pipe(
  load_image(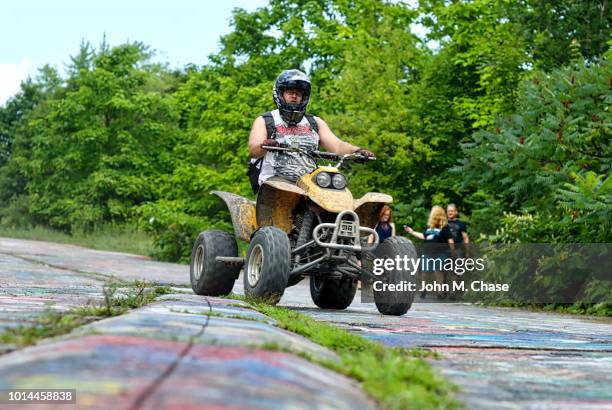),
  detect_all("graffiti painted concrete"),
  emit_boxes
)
[2,237,611,409]
[279,286,612,409]
[0,237,187,285]
[0,251,105,356]
[0,294,369,409]
[68,295,338,363]
[0,237,189,349]
[0,238,374,409]
[0,335,372,410]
